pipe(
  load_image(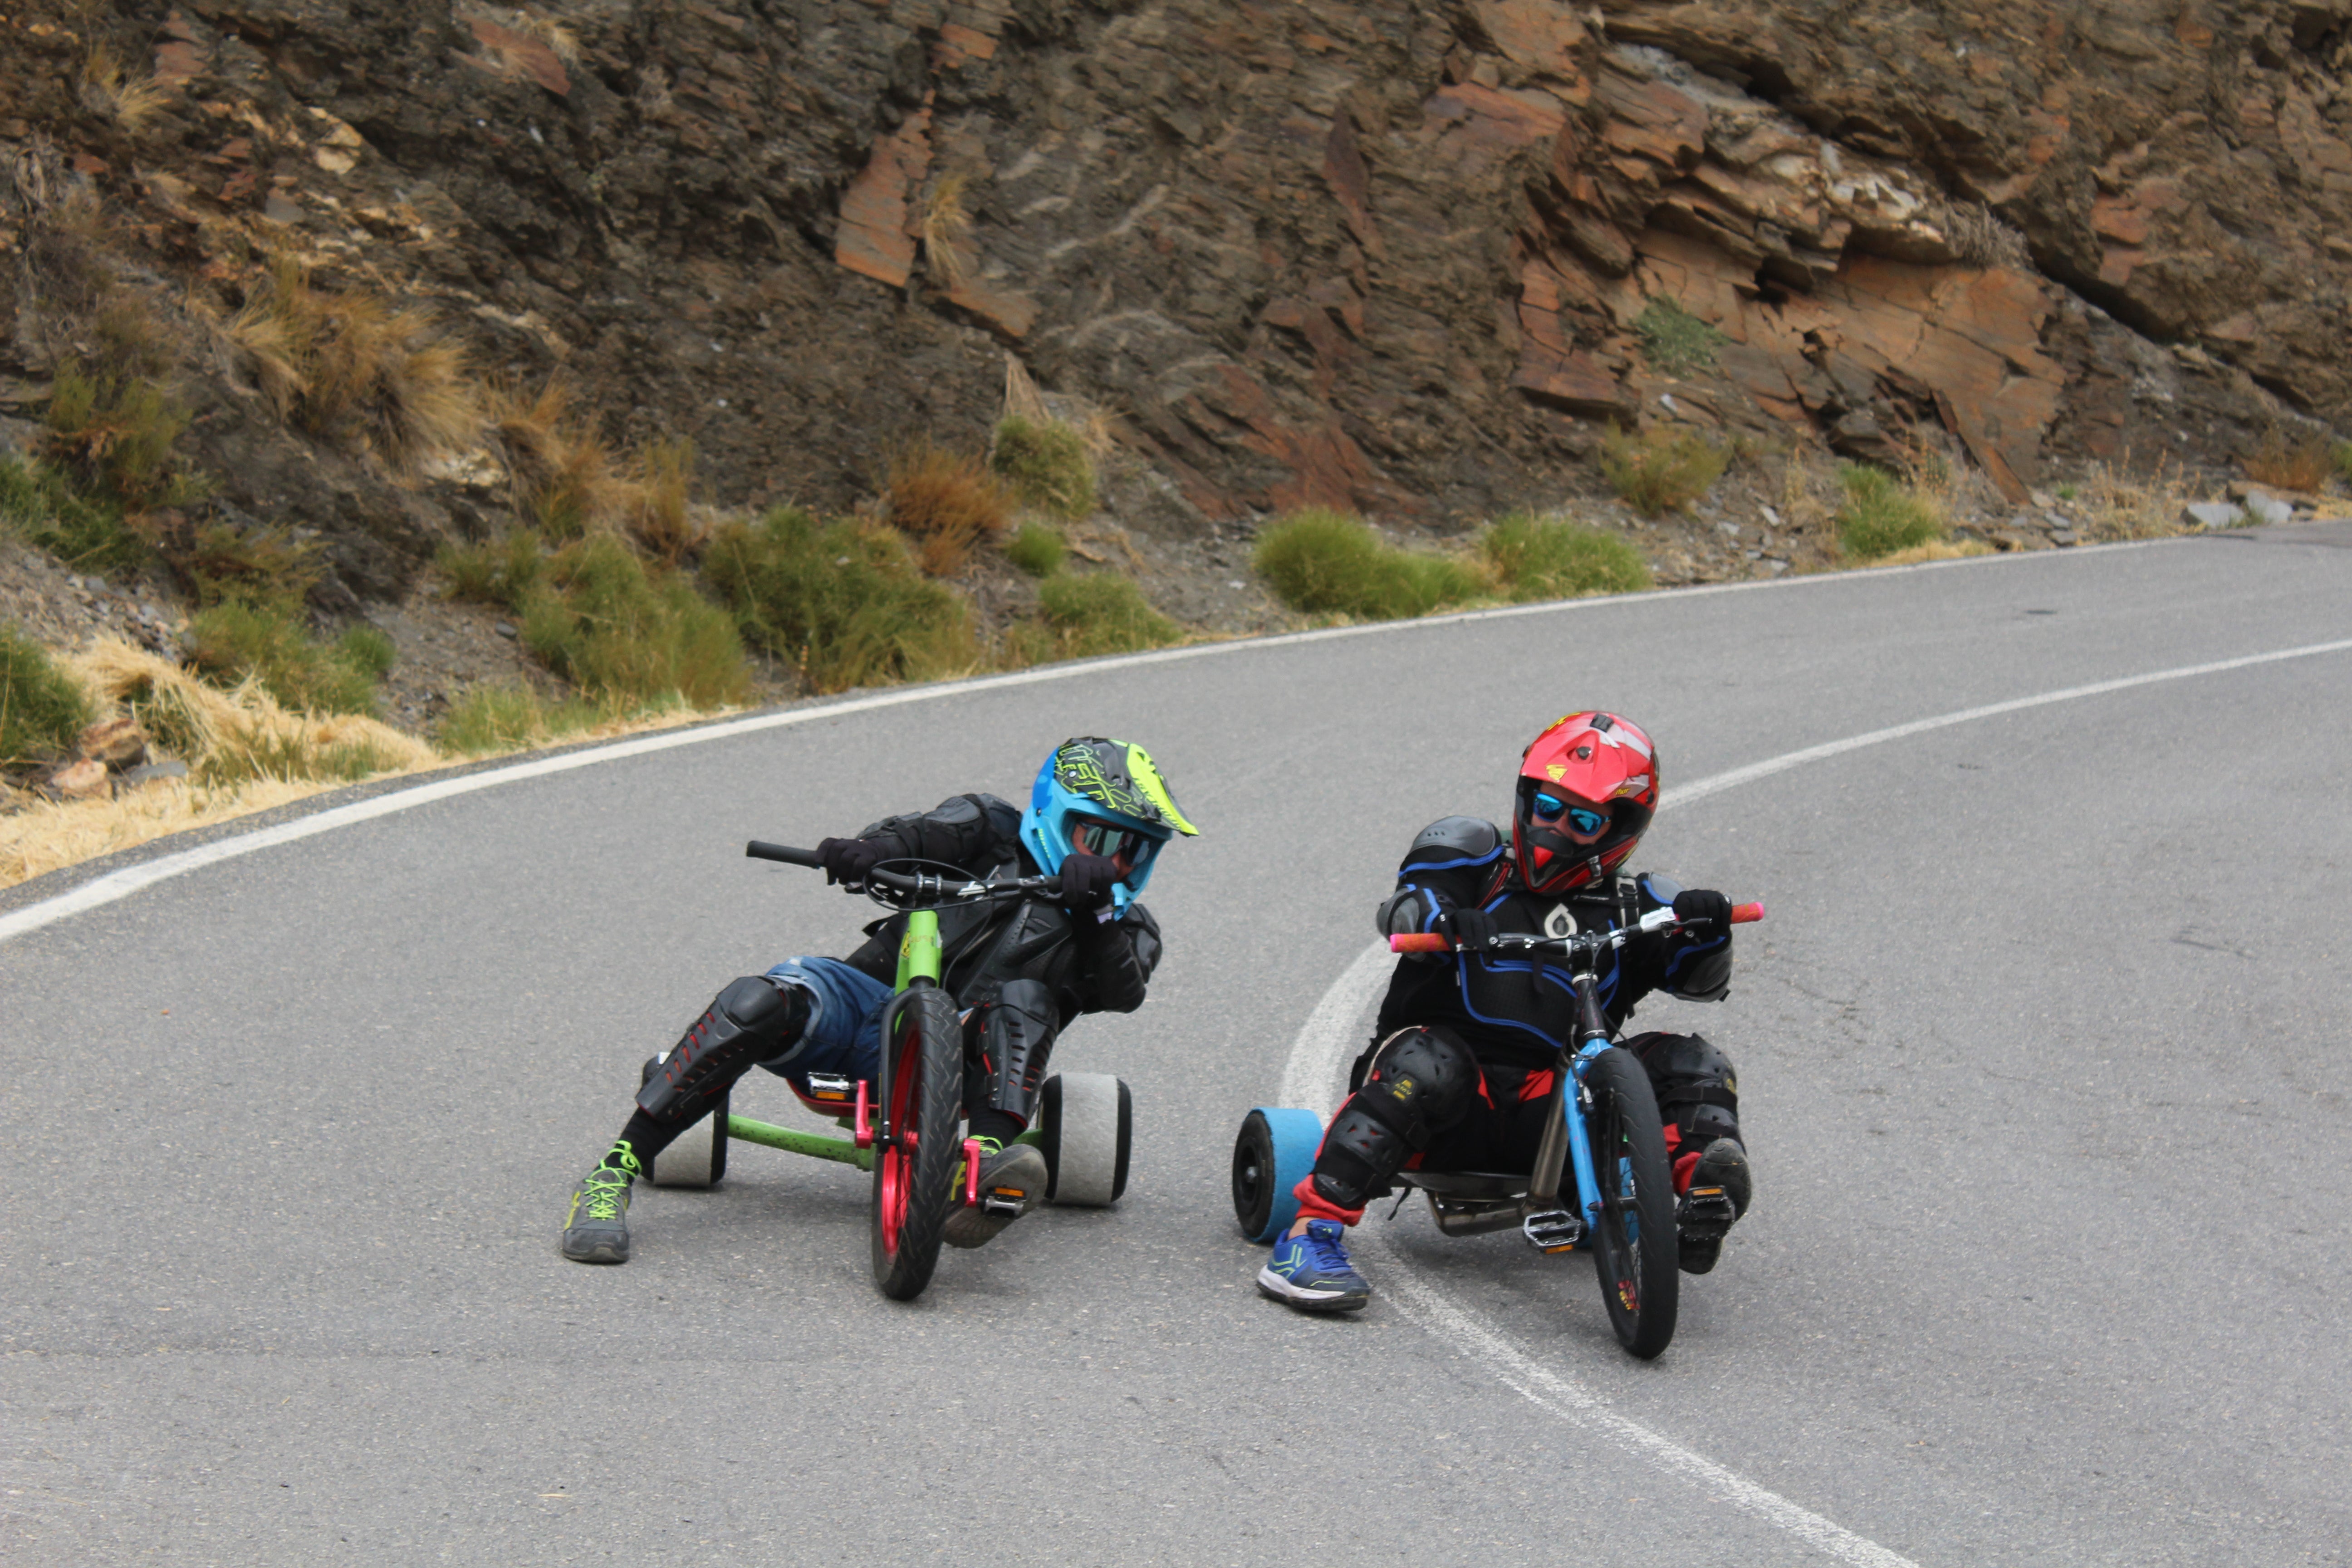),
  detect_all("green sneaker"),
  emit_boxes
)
[943,1139,1048,1250]
[560,1145,643,1264]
